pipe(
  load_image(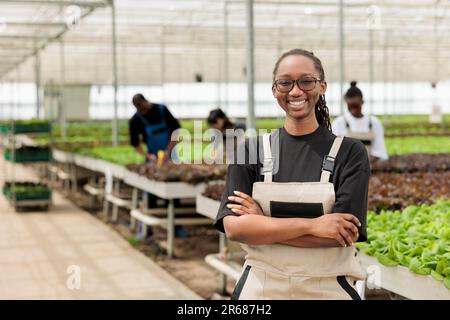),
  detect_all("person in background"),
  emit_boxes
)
[129,93,189,238]
[332,81,388,162]
[129,93,180,163]
[207,108,246,133]
[207,108,246,162]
